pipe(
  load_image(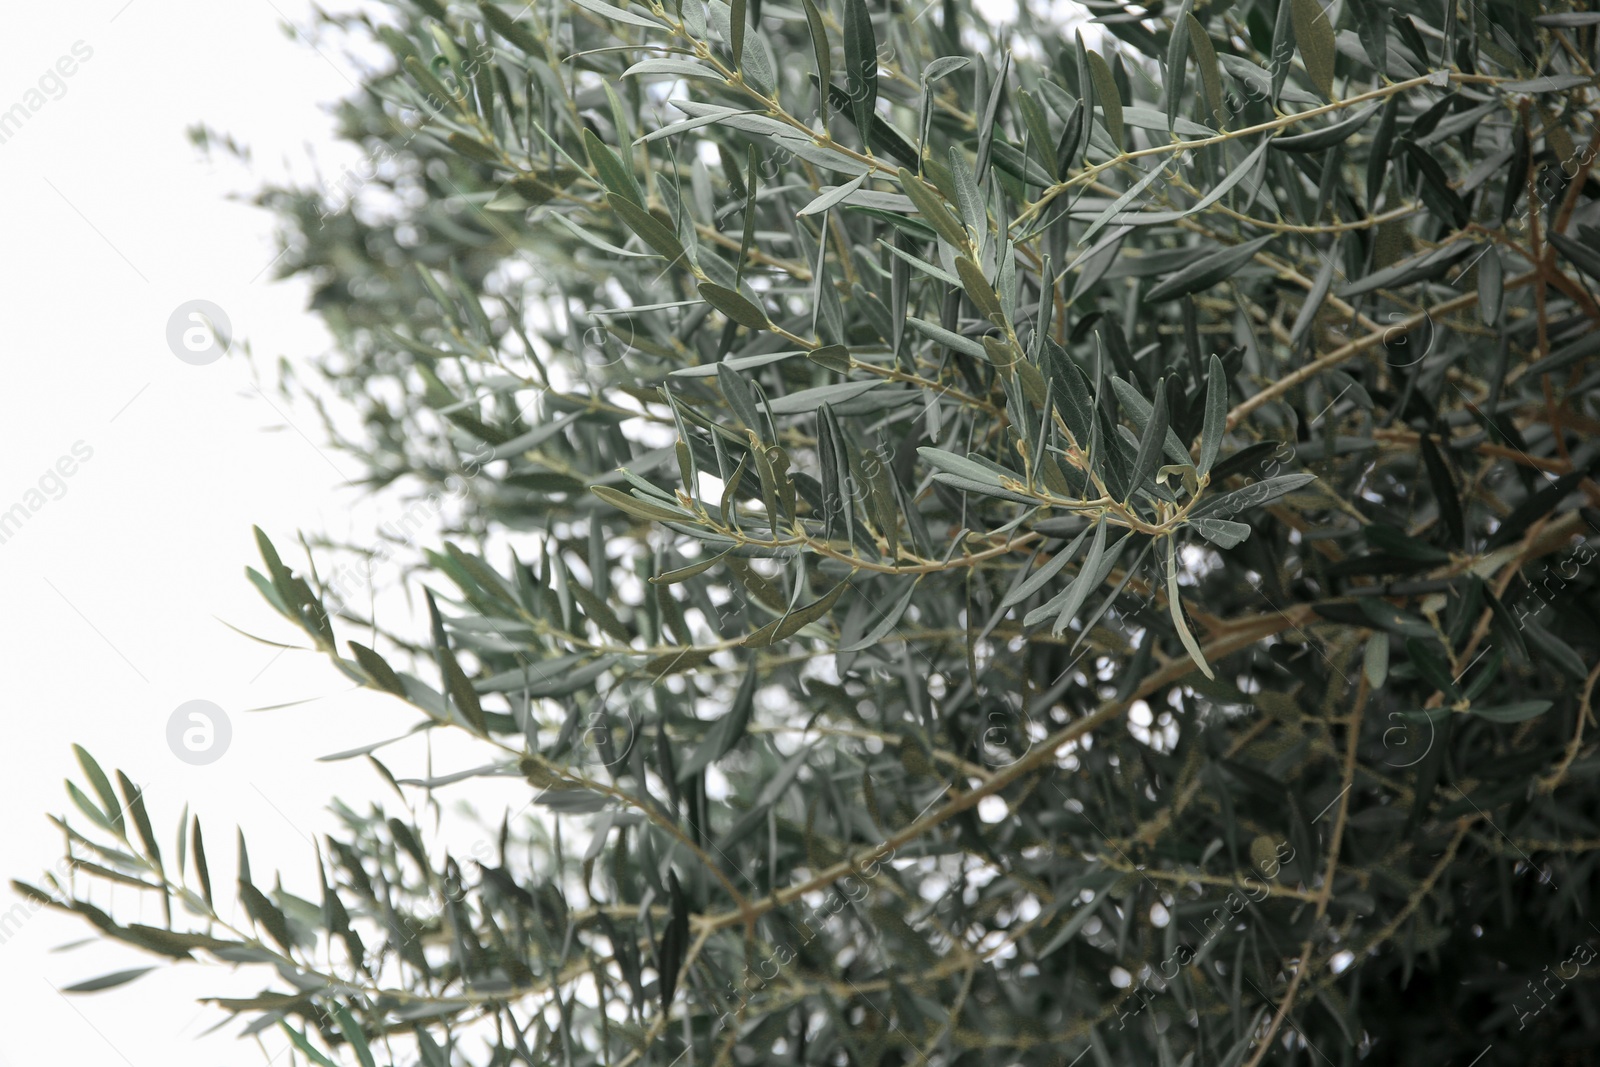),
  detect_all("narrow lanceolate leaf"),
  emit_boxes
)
[677,660,758,779]
[1470,701,1552,724]
[1364,632,1390,688]
[591,485,693,522]
[1128,378,1169,500]
[1185,16,1223,126]
[1078,158,1172,244]
[1419,435,1464,548]
[1024,517,1107,632]
[745,578,852,646]
[1366,95,1400,211]
[1290,247,1339,348]
[730,0,747,69]
[329,1003,377,1067]
[1194,473,1318,518]
[1003,527,1092,609]
[350,641,407,696]
[1270,104,1378,153]
[698,282,769,329]
[800,0,831,122]
[73,745,123,837]
[1189,516,1250,548]
[608,195,688,264]
[1478,245,1503,324]
[956,256,1005,324]
[571,0,667,29]
[63,968,157,994]
[798,174,866,216]
[839,577,921,651]
[1144,235,1274,302]
[1166,535,1214,678]
[1198,353,1228,476]
[117,771,161,873]
[843,0,878,139]
[1291,0,1336,99]
[897,167,969,248]
[1101,139,1270,229]
[1087,50,1123,148]
[1110,376,1189,464]
[582,129,642,207]
[191,816,213,909]
[281,1024,341,1067]
[1164,0,1194,130]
